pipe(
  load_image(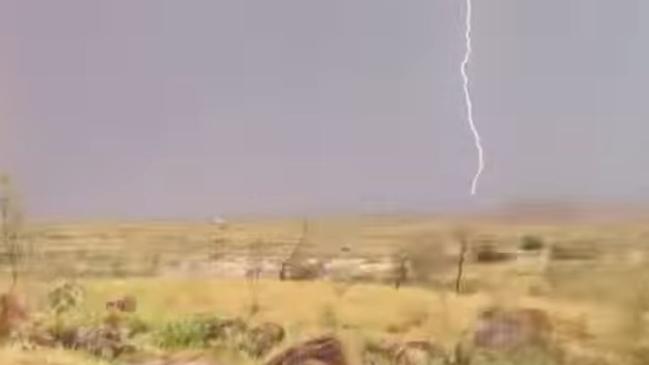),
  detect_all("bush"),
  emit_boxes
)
[473,244,513,263]
[520,235,545,251]
[152,318,211,349]
[48,281,85,316]
[152,315,256,350]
